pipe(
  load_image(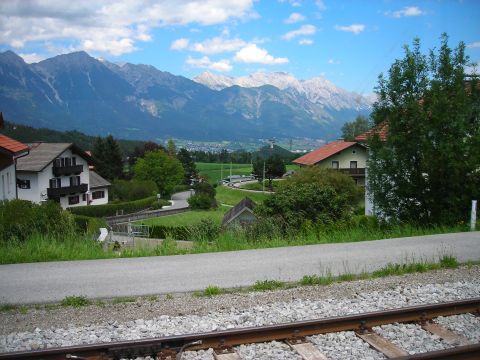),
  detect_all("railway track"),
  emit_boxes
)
[1,297,479,360]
